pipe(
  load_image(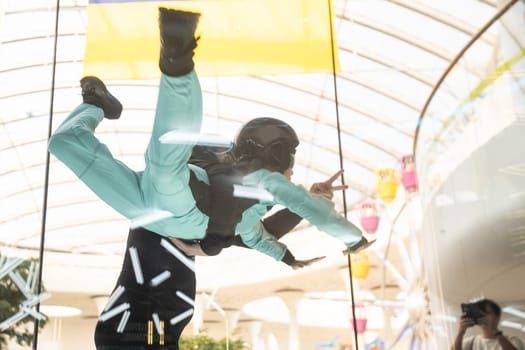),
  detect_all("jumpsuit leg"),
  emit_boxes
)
[140,71,208,239]
[48,104,146,219]
[49,72,209,239]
